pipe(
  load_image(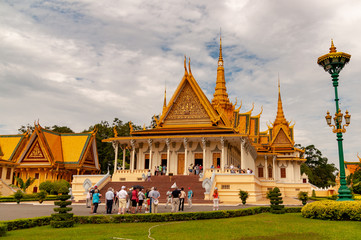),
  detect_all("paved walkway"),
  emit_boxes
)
[0,199,302,221]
